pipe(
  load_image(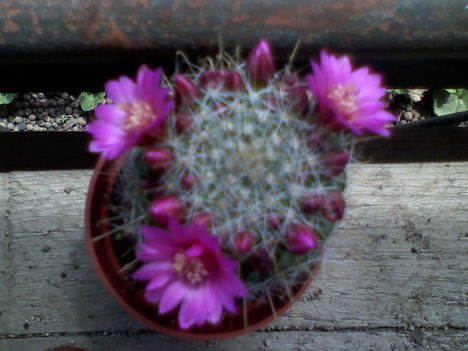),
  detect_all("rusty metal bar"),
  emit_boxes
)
[1,0,468,90]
